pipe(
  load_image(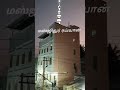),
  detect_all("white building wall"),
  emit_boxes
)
[36,31,80,89]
